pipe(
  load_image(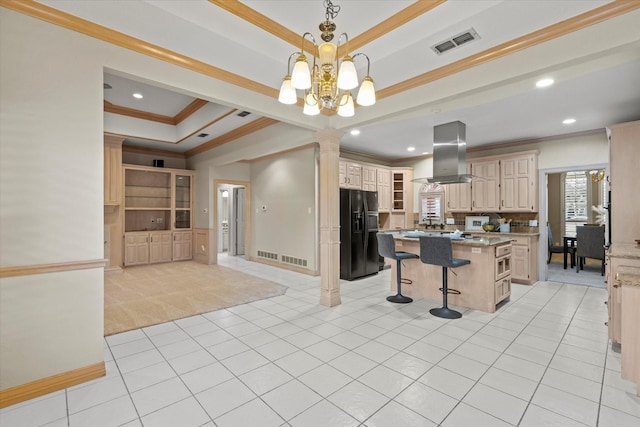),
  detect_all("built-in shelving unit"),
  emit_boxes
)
[392,171,405,211]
